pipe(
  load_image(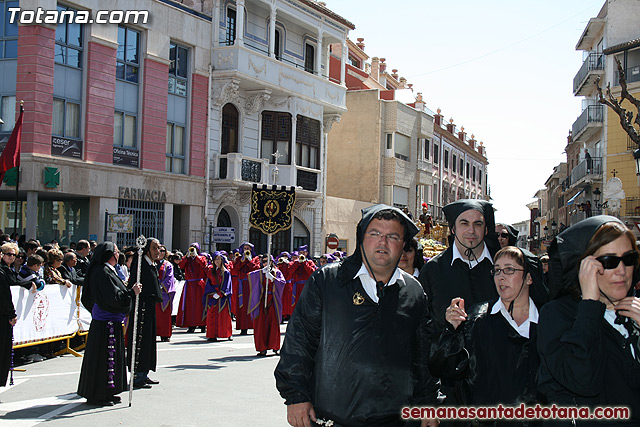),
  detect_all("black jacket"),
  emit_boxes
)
[59,264,84,286]
[430,302,542,417]
[537,296,640,426]
[126,256,162,373]
[418,247,497,332]
[275,258,439,427]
